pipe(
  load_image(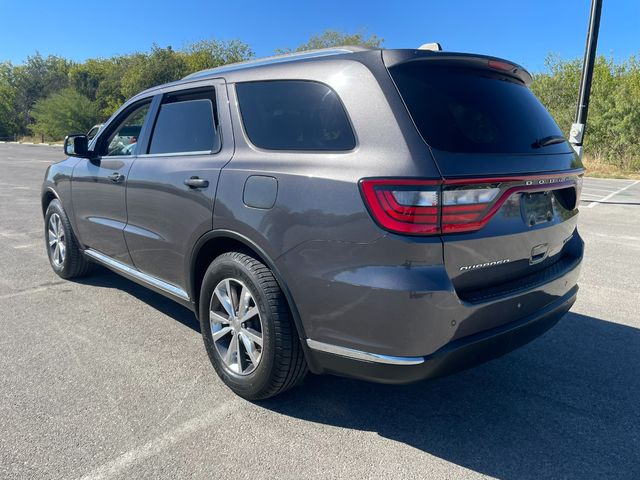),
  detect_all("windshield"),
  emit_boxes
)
[389,63,570,154]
